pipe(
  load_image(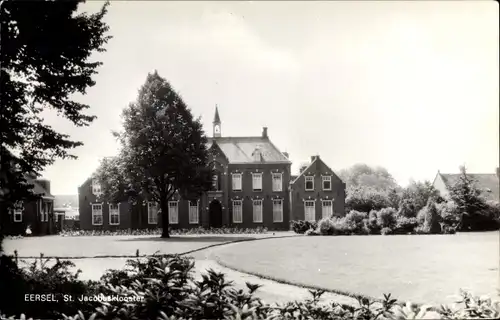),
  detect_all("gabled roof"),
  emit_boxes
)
[207,136,291,164]
[438,173,499,202]
[30,179,54,200]
[291,157,319,184]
